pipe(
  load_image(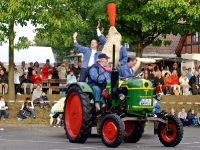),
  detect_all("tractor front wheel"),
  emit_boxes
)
[158,115,183,147]
[124,121,145,143]
[100,114,124,148]
[64,85,92,143]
